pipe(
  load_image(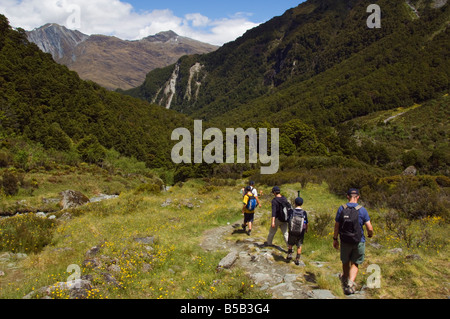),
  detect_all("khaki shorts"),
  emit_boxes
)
[340,242,365,265]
